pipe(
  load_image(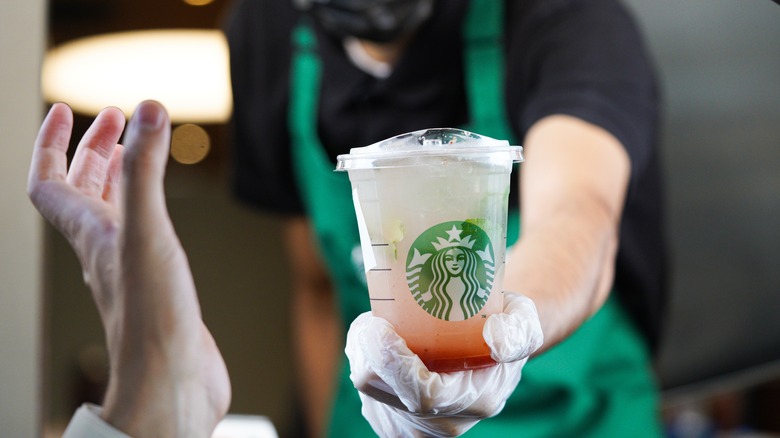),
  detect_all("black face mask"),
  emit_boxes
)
[295,0,435,43]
